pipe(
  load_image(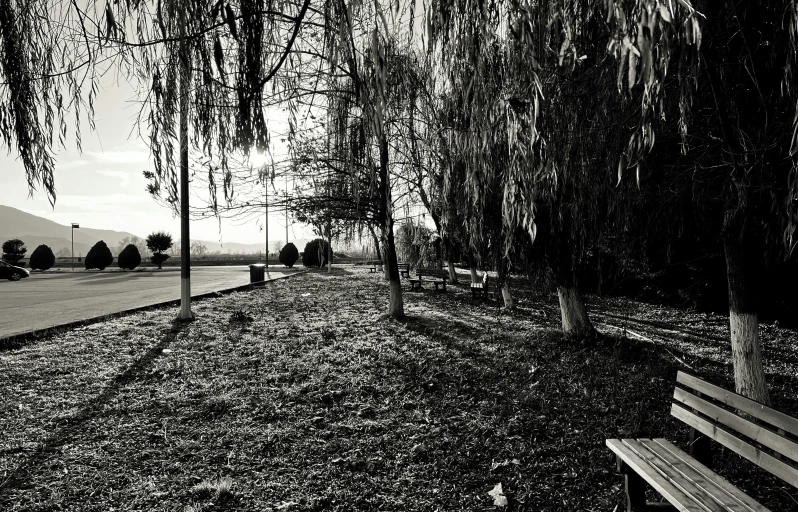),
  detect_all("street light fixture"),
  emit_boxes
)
[71,223,79,271]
